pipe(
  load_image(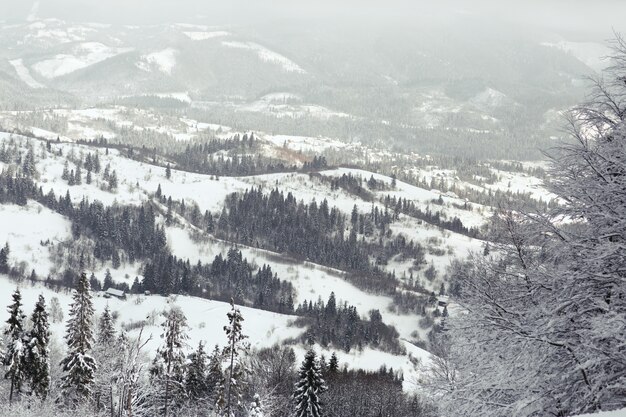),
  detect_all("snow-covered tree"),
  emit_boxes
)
[116,328,152,417]
[293,350,327,417]
[149,307,188,417]
[220,299,249,416]
[441,37,626,416]
[97,305,116,345]
[93,305,120,412]
[60,272,97,405]
[328,353,338,375]
[186,341,209,401]
[248,393,264,417]
[4,288,27,403]
[25,294,51,400]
